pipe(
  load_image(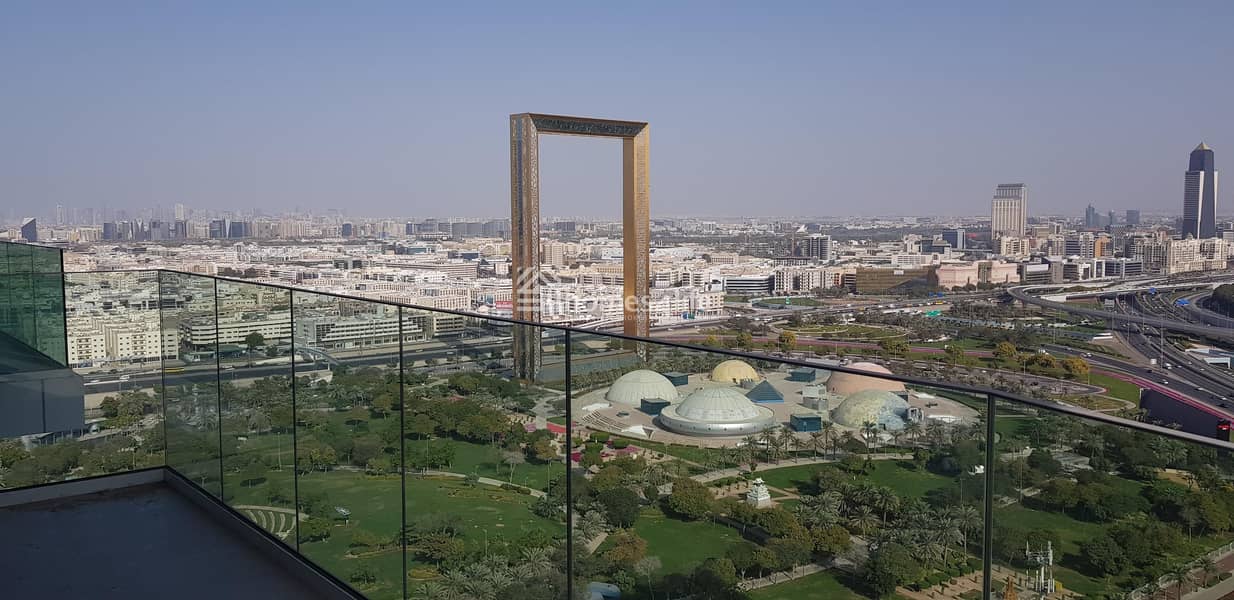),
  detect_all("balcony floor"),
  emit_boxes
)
[0,483,334,599]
